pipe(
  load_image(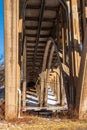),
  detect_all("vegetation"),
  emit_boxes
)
[0,64,4,87]
[0,116,87,130]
